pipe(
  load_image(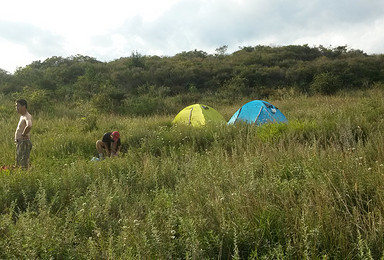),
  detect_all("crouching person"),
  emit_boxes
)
[96,131,121,159]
